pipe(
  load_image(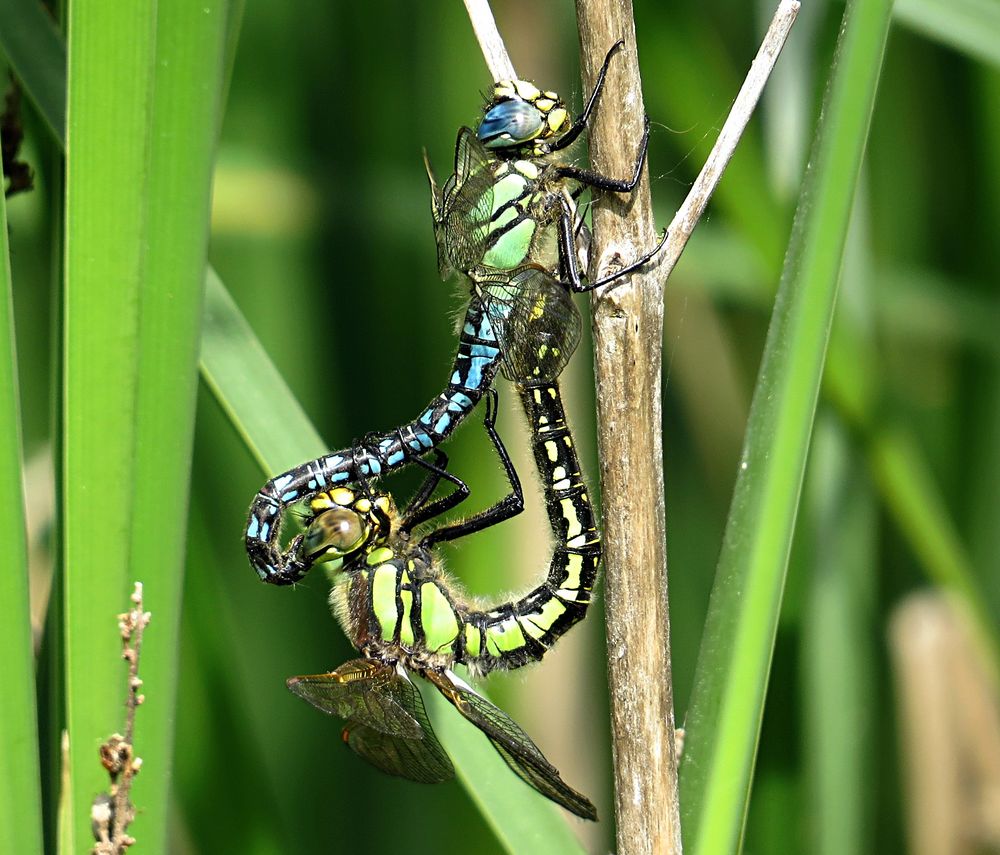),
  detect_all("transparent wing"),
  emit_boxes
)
[288,660,454,784]
[287,659,422,738]
[482,268,582,382]
[425,670,597,821]
[440,127,496,274]
[423,148,454,280]
[345,709,453,784]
